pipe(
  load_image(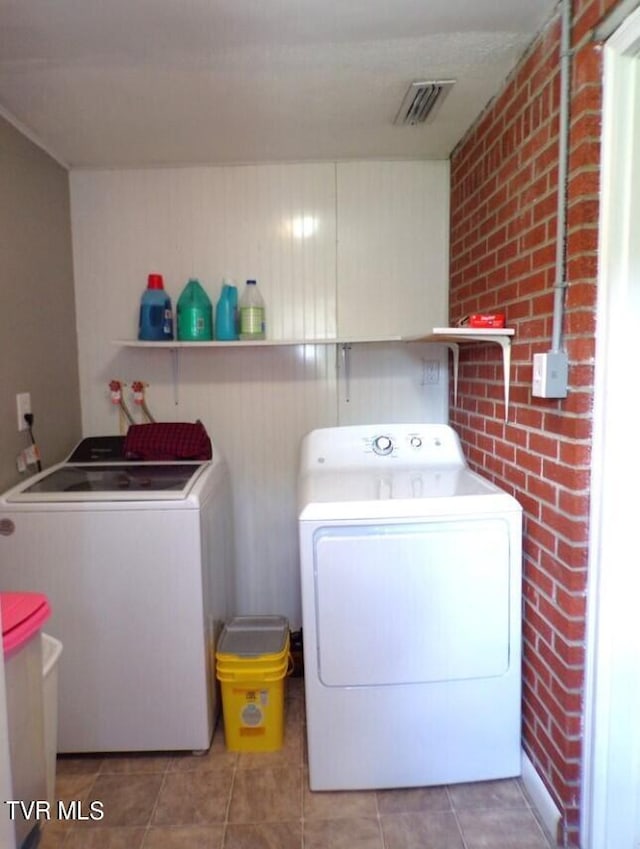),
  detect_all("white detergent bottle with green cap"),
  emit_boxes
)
[239,279,266,340]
